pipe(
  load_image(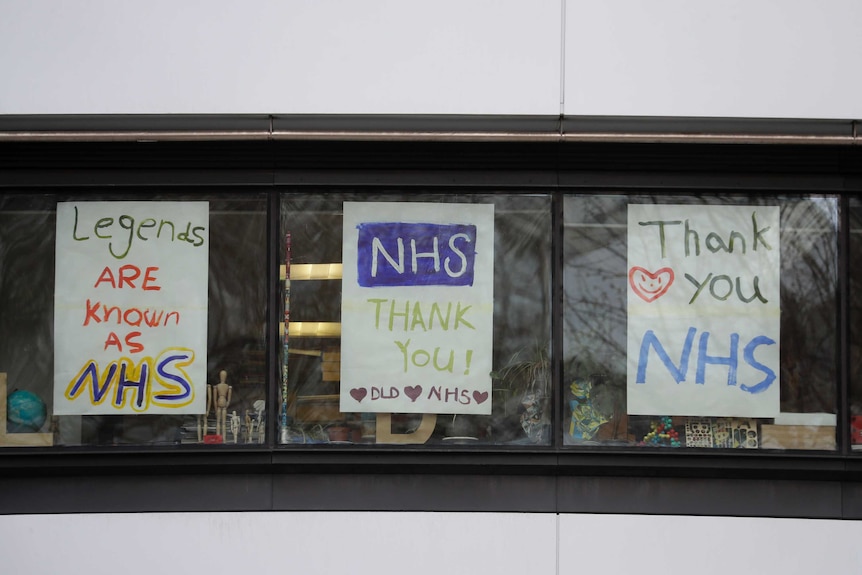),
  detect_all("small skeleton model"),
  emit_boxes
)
[253,400,266,444]
[197,385,212,442]
[214,370,232,439]
[244,409,253,443]
[243,400,266,443]
[230,410,240,444]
